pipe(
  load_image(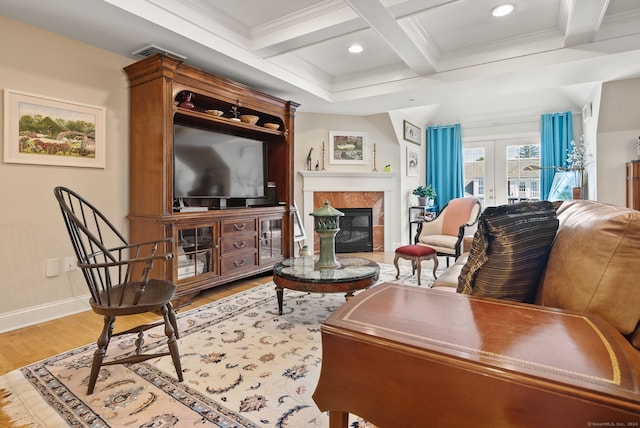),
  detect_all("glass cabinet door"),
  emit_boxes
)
[259,216,283,264]
[175,225,216,281]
